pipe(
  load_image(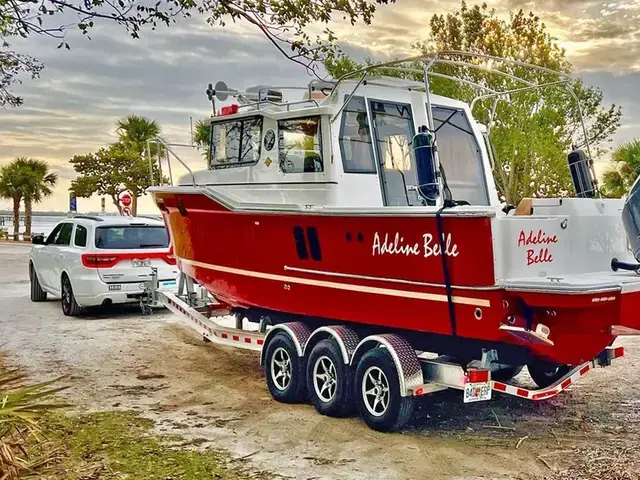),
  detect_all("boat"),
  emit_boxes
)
[147,51,640,395]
